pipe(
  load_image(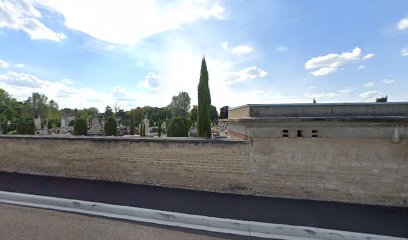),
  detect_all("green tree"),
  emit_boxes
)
[104,105,114,117]
[45,100,61,128]
[17,118,35,135]
[0,89,22,133]
[158,120,162,137]
[210,105,218,122]
[190,105,197,126]
[169,92,191,117]
[131,107,144,125]
[197,57,211,137]
[167,116,189,137]
[129,111,135,135]
[24,92,48,119]
[104,116,117,136]
[73,118,88,135]
[219,106,228,119]
[376,96,388,102]
[140,122,145,137]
